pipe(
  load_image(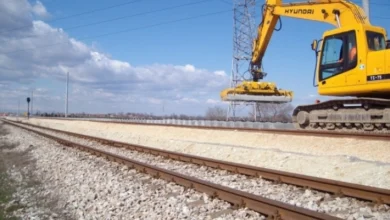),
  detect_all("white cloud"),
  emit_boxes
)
[214,70,226,76]
[175,64,196,72]
[147,98,163,104]
[32,1,50,18]
[206,98,219,104]
[0,0,231,115]
[178,97,199,103]
[0,0,32,33]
